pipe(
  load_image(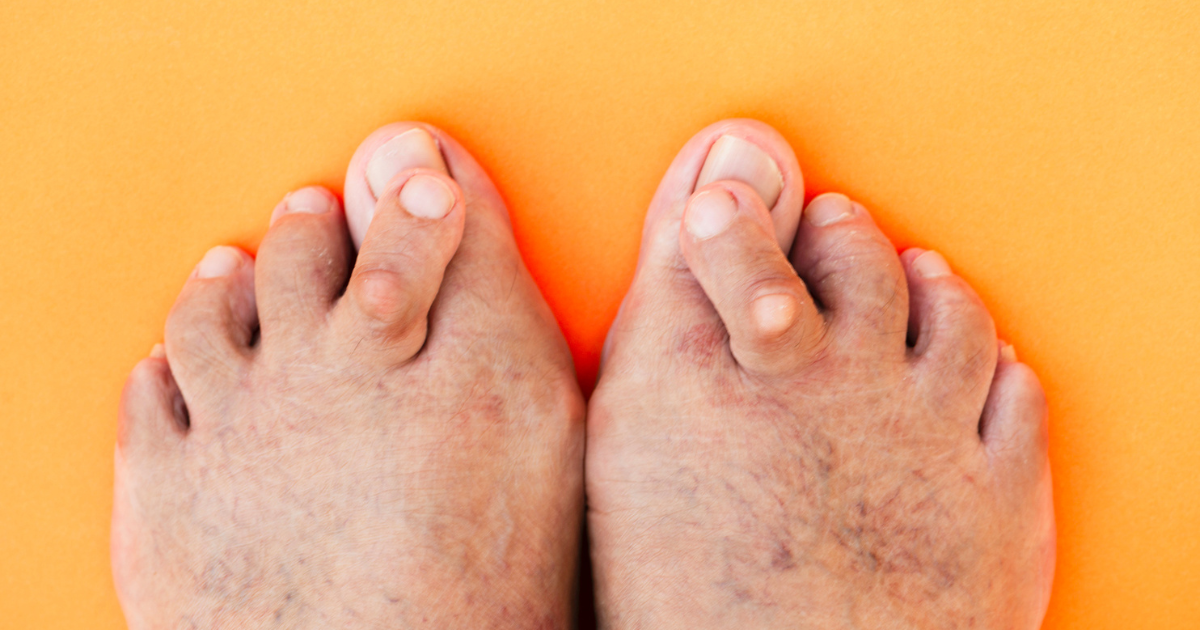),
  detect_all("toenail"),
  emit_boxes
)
[913,250,952,278]
[685,189,738,239]
[752,293,797,337]
[399,174,455,220]
[271,187,333,225]
[697,135,784,208]
[805,193,854,227]
[150,343,165,359]
[366,128,448,198]
[999,341,1019,362]
[194,246,243,279]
